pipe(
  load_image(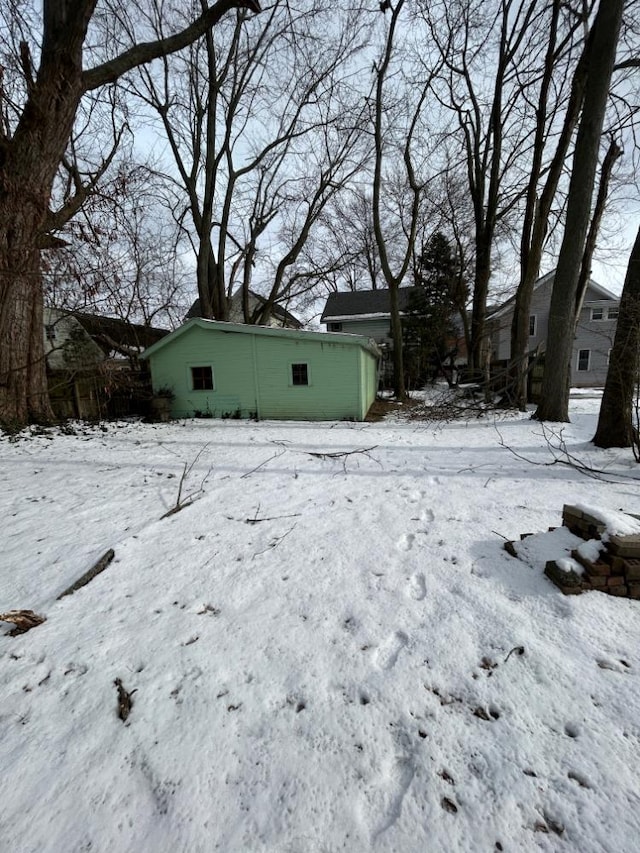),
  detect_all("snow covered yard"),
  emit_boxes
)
[2,395,640,853]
